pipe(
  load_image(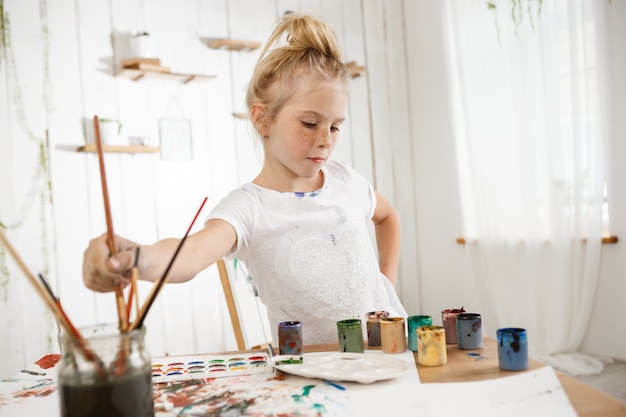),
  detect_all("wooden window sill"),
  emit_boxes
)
[456,236,618,244]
